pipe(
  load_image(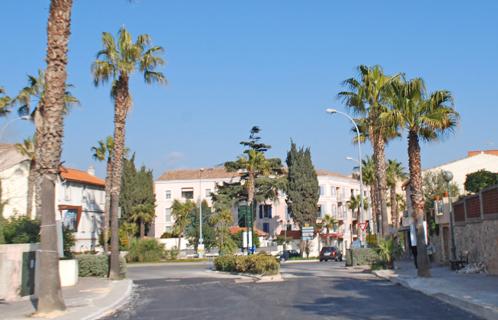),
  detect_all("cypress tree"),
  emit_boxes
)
[286,141,319,228]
